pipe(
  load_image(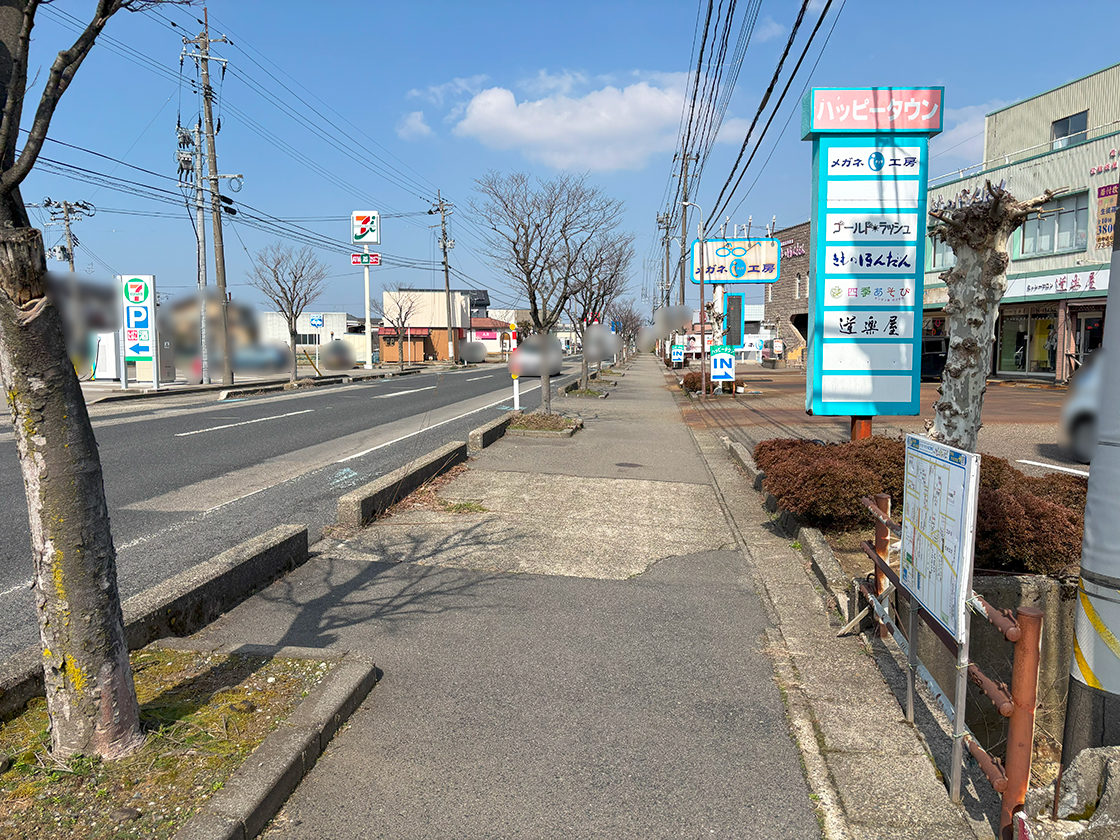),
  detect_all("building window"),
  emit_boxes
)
[1020,193,1089,257]
[1052,110,1088,150]
[794,276,800,299]
[295,333,320,345]
[767,284,772,303]
[930,236,956,270]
